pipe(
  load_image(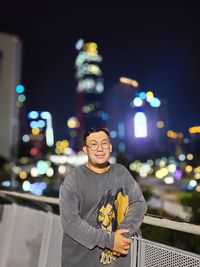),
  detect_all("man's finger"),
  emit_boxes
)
[122,249,129,255]
[124,245,130,250]
[121,236,133,244]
